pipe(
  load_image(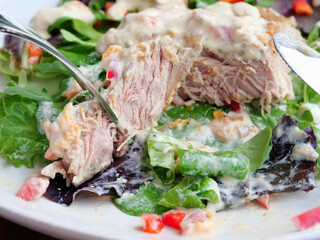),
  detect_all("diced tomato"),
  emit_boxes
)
[219,0,245,3]
[27,43,42,64]
[293,0,313,15]
[162,210,186,230]
[225,101,241,113]
[93,20,100,29]
[105,2,114,13]
[291,206,320,231]
[141,213,164,234]
[255,195,270,209]
[124,13,129,16]
[16,176,50,201]
[107,70,116,79]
